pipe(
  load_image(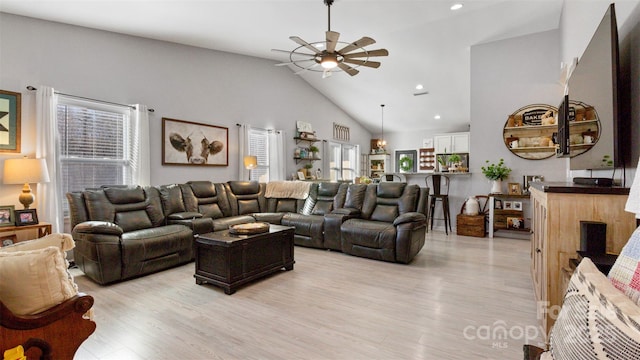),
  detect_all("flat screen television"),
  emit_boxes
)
[556,94,570,157]
[558,4,627,171]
